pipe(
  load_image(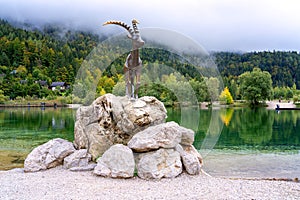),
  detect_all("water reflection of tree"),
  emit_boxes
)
[193,109,211,149]
[0,108,75,150]
[166,108,300,149]
[237,108,274,145]
[220,108,234,126]
[194,109,224,152]
[272,110,300,146]
[218,109,300,148]
[167,107,205,149]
